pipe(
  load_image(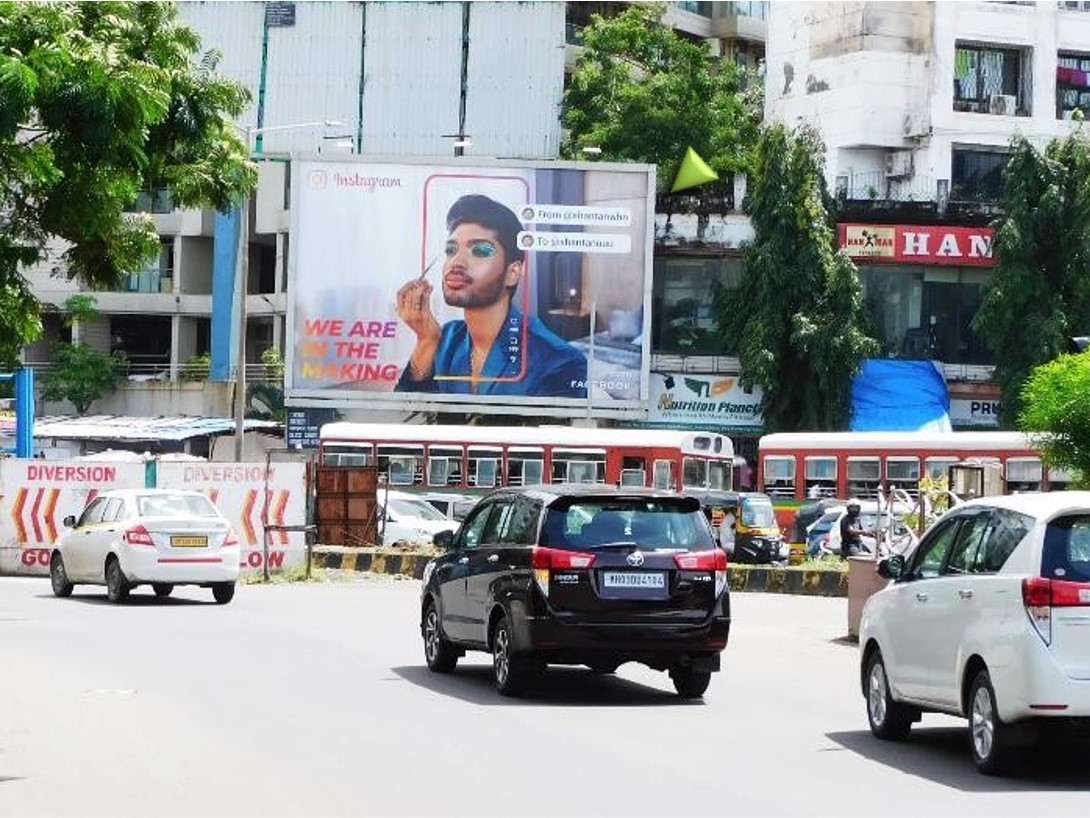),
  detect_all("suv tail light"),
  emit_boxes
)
[124,525,154,546]
[1022,577,1090,644]
[675,549,728,597]
[532,546,596,598]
